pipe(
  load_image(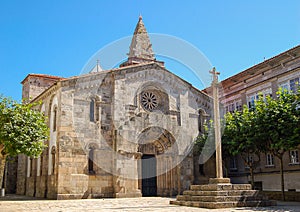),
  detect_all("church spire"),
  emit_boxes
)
[128,15,155,61]
[121,16,157,67]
